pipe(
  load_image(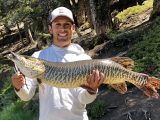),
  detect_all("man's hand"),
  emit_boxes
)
[11,72,26,91]
[81,69,104,94]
